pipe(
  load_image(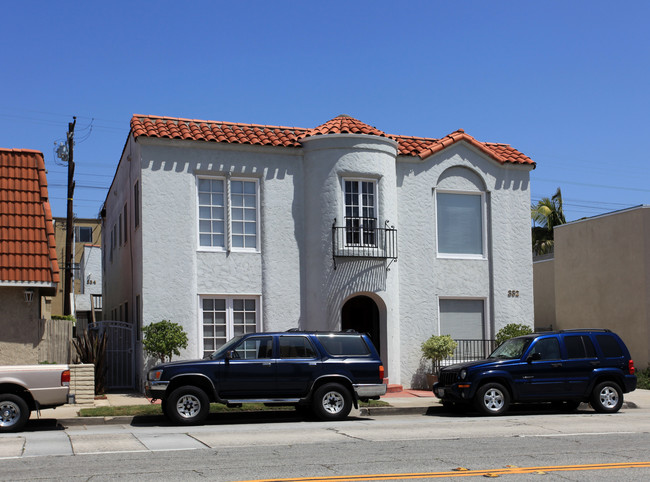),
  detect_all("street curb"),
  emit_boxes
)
[56,400,639,426]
